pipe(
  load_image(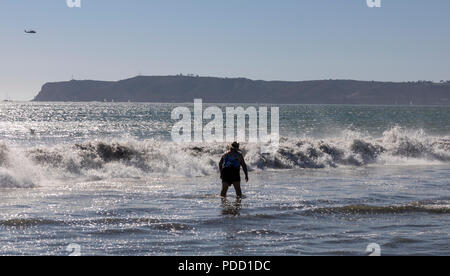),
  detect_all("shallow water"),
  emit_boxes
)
[0,102,449,255]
